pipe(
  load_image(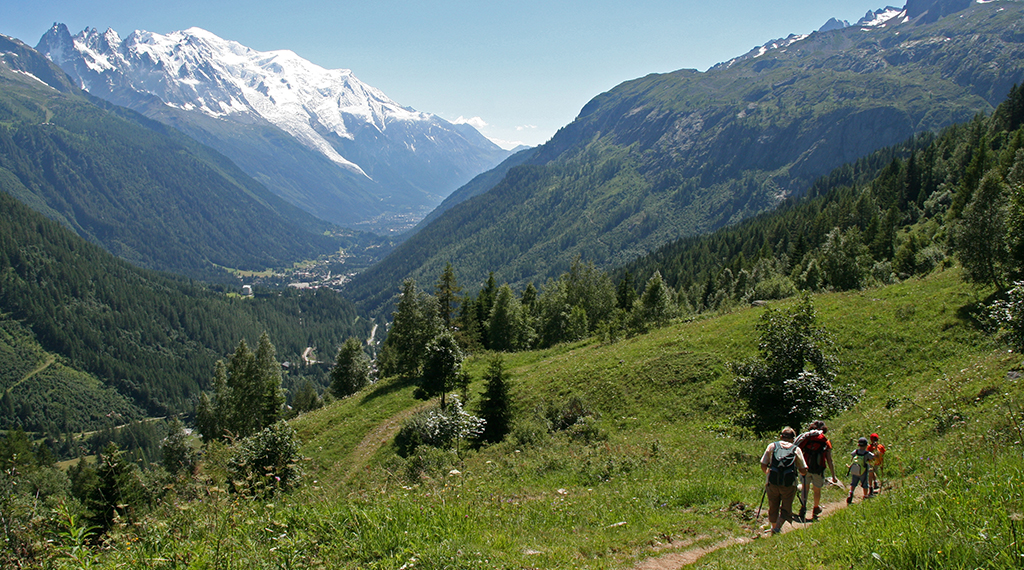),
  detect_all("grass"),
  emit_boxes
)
[70,268,1024,569]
